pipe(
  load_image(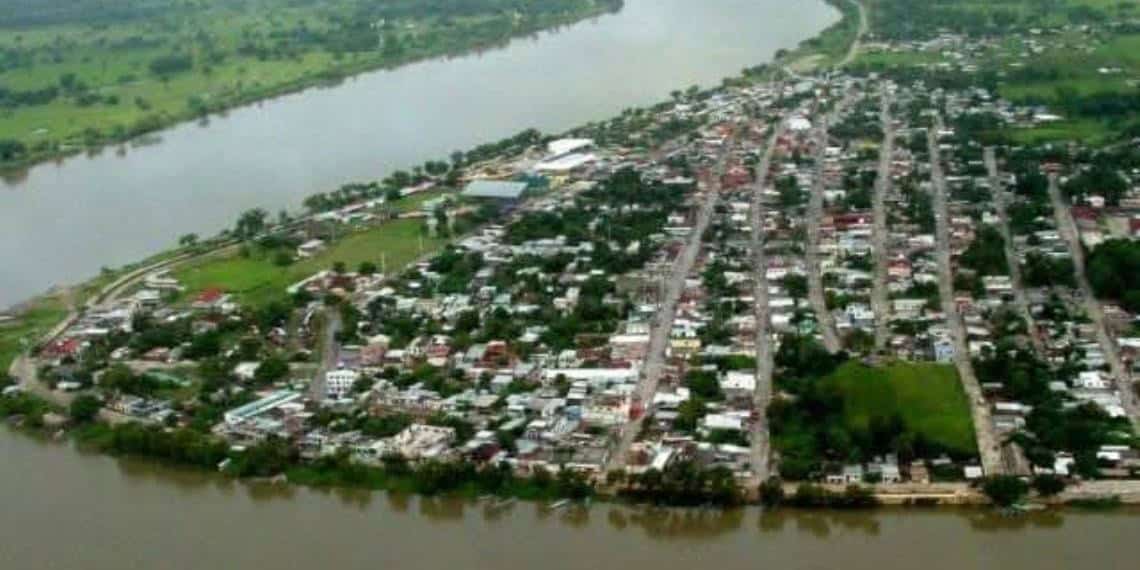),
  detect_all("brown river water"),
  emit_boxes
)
[2,427,1138,569]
